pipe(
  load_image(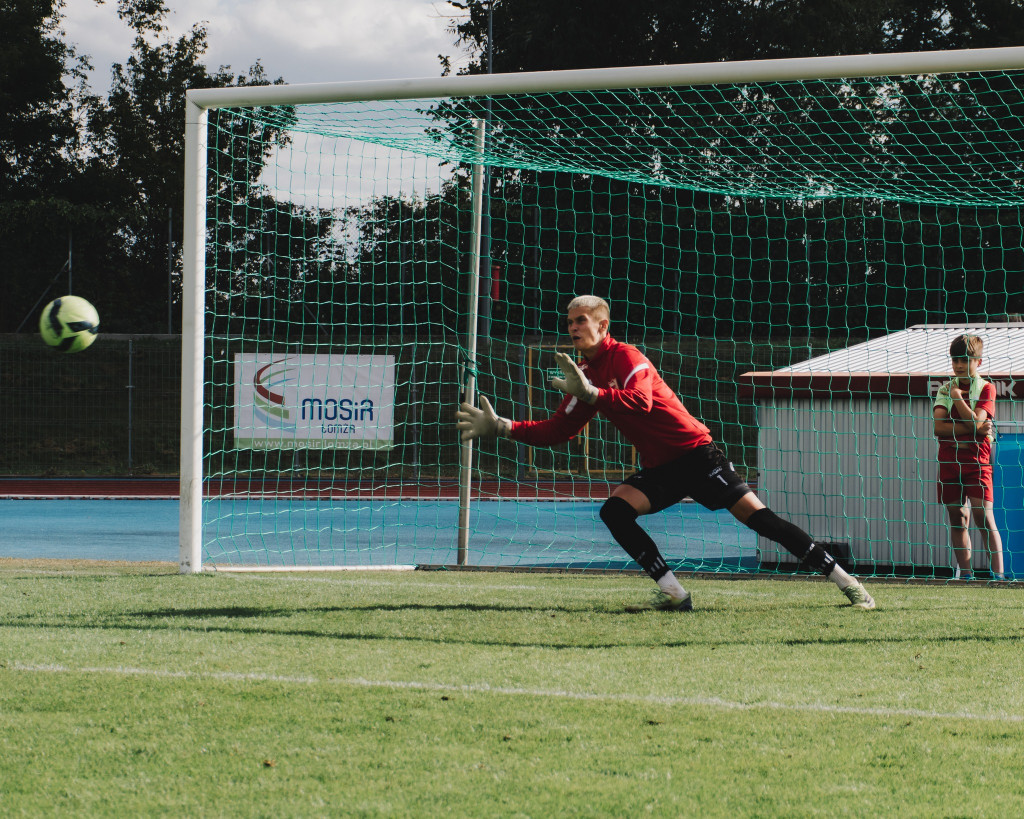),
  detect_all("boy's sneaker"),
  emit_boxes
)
[843,581,876,610]
[625,590,693,612]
